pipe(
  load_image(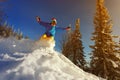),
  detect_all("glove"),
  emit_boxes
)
[66,26,71,31]
[36,16,40,22]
